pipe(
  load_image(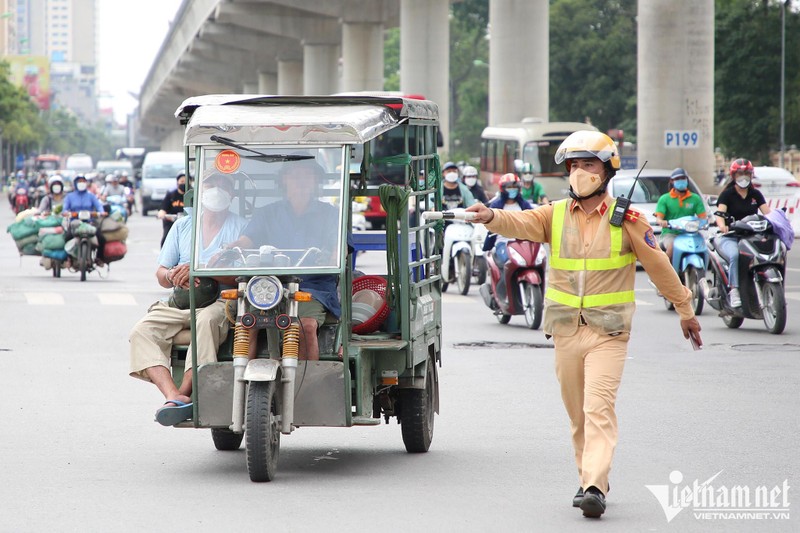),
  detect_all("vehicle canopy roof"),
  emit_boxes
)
[175,94,439,147]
